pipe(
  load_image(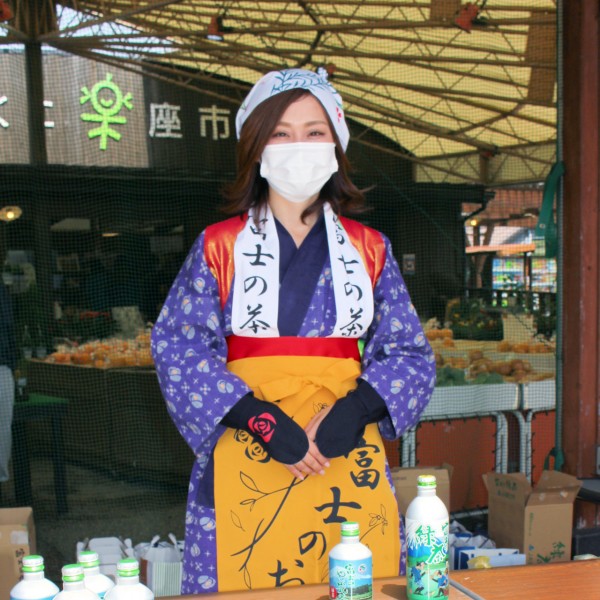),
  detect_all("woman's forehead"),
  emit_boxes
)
[277,94,329,124]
